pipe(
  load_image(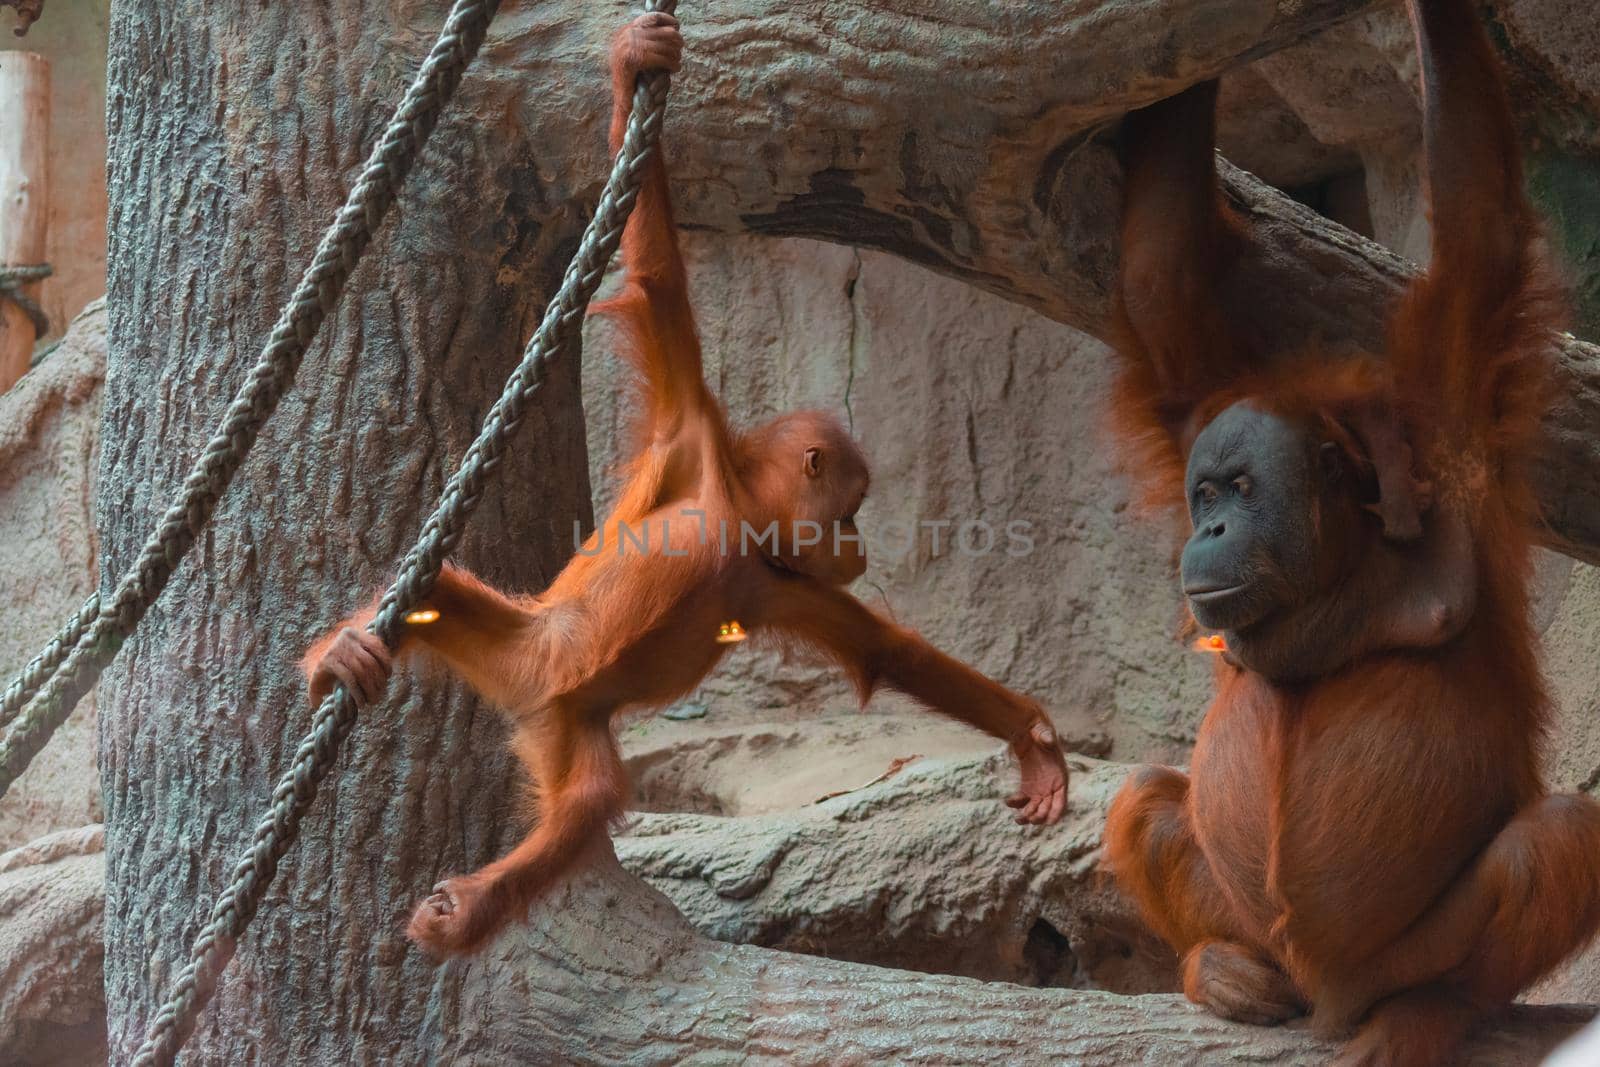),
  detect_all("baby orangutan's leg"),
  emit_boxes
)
[407,708,626,958]
[303,563,542,711]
